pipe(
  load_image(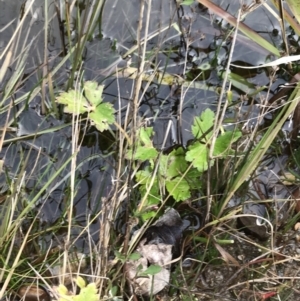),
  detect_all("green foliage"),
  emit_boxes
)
[165,177,190,201]
[185,142,209,172]
[159,147,188,178]
[191,108,214,140]
[132,108,241,209]
[214,131,241,155]
[139,265,162,276]
[57,276,99,301]
[57,81,241,213]
[56,81,115,132]
[186,109,241,172]
[135,169,161,205]
[126,127,158,160]
[178,0,194,5]
[114,251,141,262]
